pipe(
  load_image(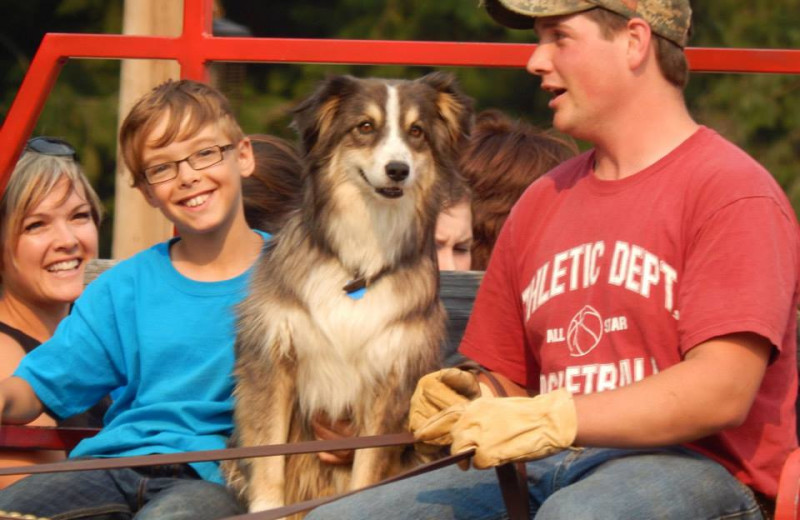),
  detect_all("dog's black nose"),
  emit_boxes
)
[385,161,409,182]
